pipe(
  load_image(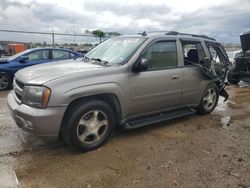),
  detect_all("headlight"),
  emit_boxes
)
[22,86,51,109]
